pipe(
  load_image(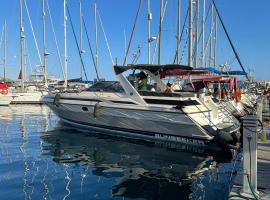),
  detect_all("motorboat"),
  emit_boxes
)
[43,64,240,149]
